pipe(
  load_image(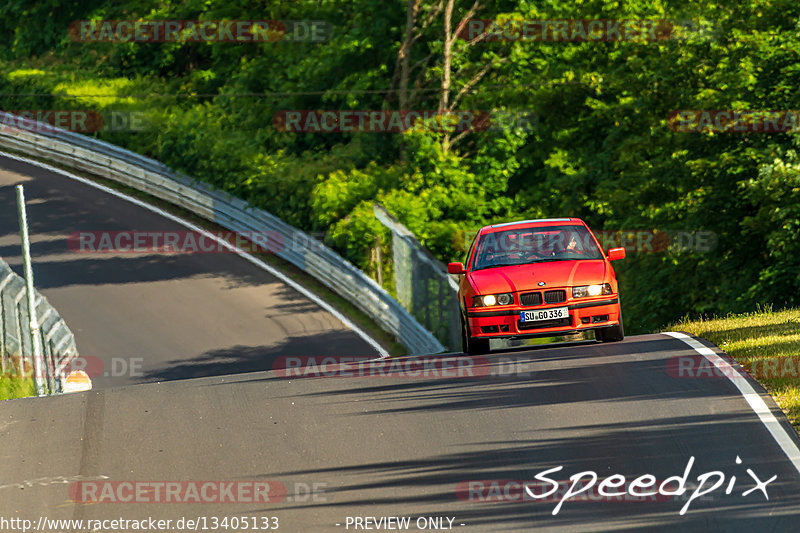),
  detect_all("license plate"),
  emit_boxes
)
[520,307,568,322]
